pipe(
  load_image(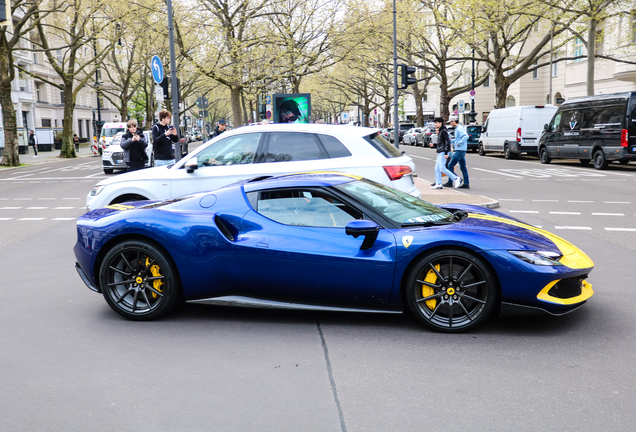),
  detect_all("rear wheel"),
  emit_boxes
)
[504,144,512,159]
[539,146,551,164]
[100,240,181,320]
[593,149,608,170]
[406,250,496,333]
